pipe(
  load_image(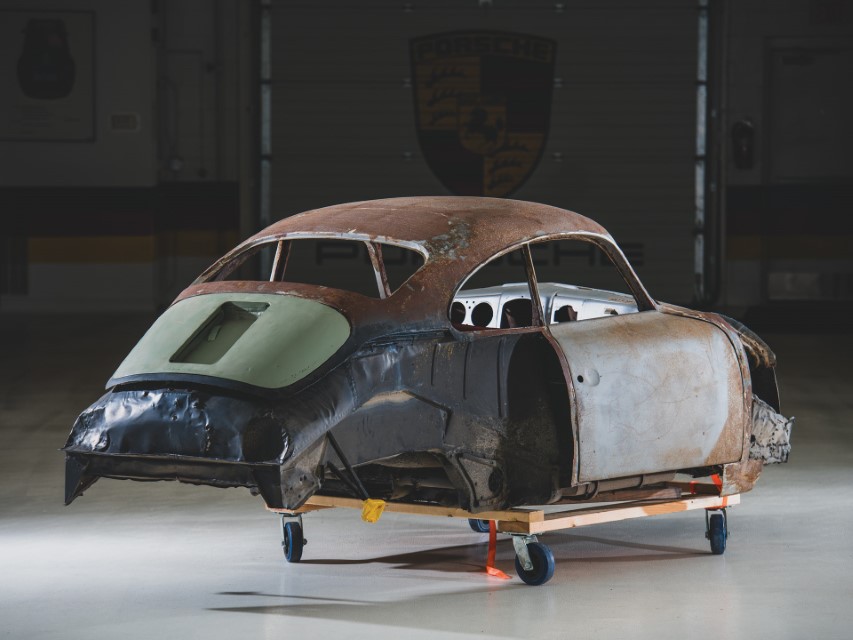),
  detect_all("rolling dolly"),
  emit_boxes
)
[269,479,737,586]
